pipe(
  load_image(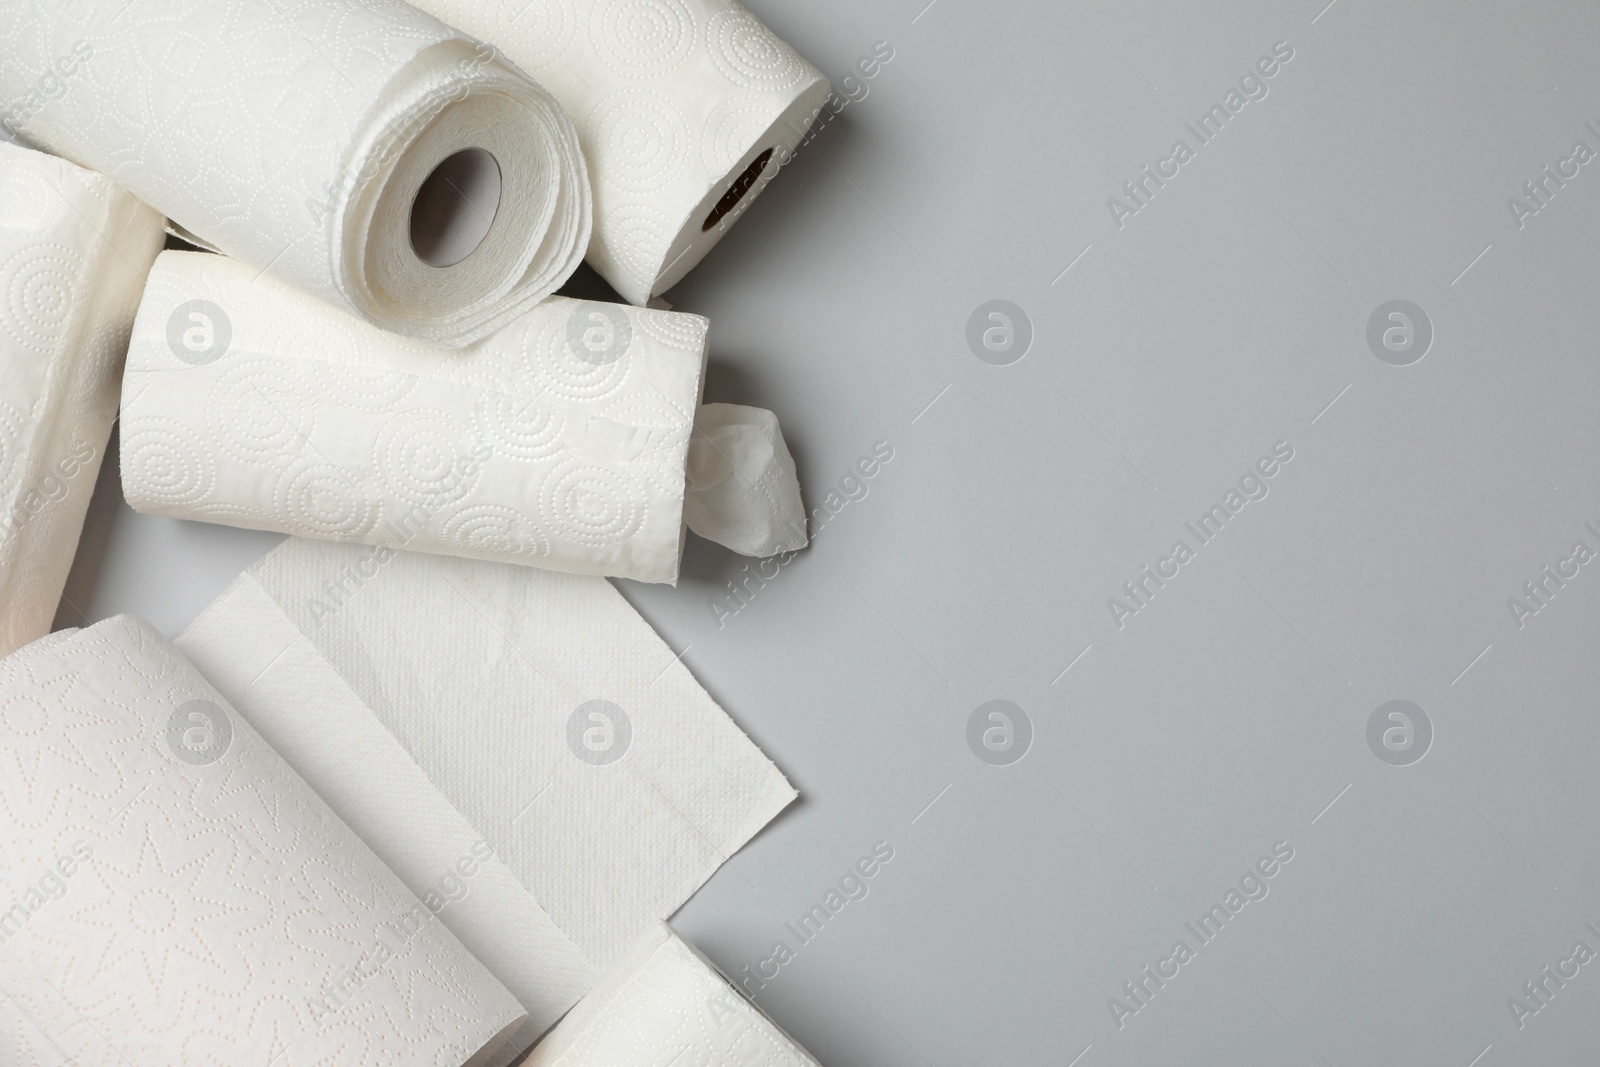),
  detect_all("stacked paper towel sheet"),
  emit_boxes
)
[0,0,591,345]
[0,142,163,657]
[520,925,823,1067]
[411,0,831,305]
[176,537,799,1047]
[0,616,526,1067]
[121,250,708,583]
